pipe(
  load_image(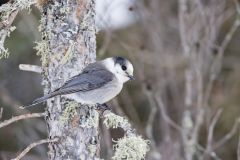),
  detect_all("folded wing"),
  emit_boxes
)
[22,63,114,108]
